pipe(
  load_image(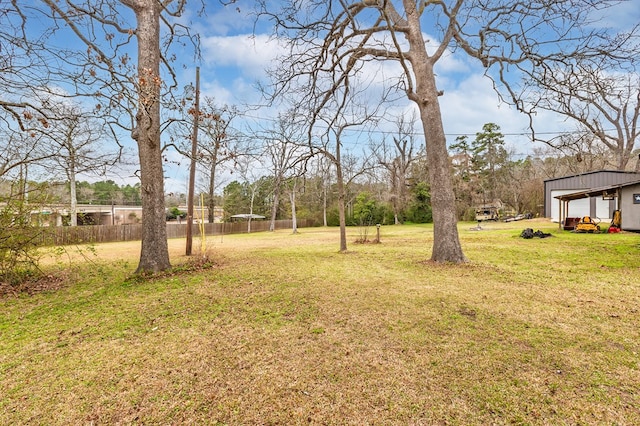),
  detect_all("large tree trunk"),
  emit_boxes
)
[417,91,466,262]
[133,0,171,273]
[404,1,466,263]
